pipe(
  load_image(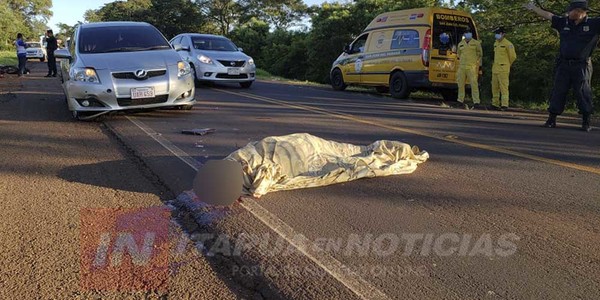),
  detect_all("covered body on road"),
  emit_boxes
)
[226,133,429,197]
